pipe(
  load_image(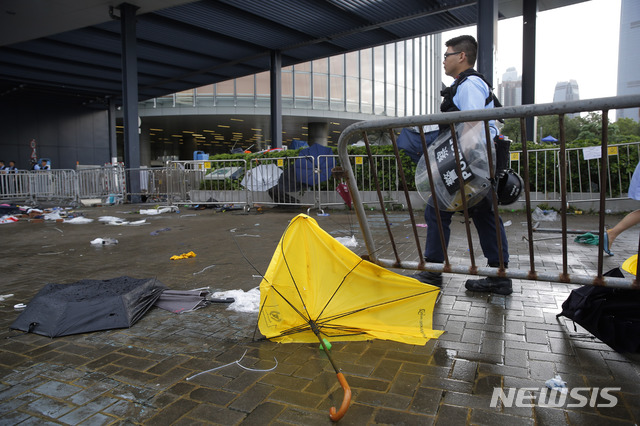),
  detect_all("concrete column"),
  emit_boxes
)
[523,0,538,141]
[119,2,141,201]
[477,0,498,86]
[308,122,329,146]
[270,50,283,148]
